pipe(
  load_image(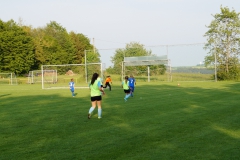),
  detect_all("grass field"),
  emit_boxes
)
[0,81,240,160]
